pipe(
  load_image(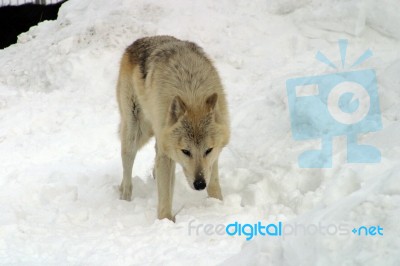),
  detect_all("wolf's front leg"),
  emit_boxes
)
[155,153,176,221]
[207,159,223,200]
